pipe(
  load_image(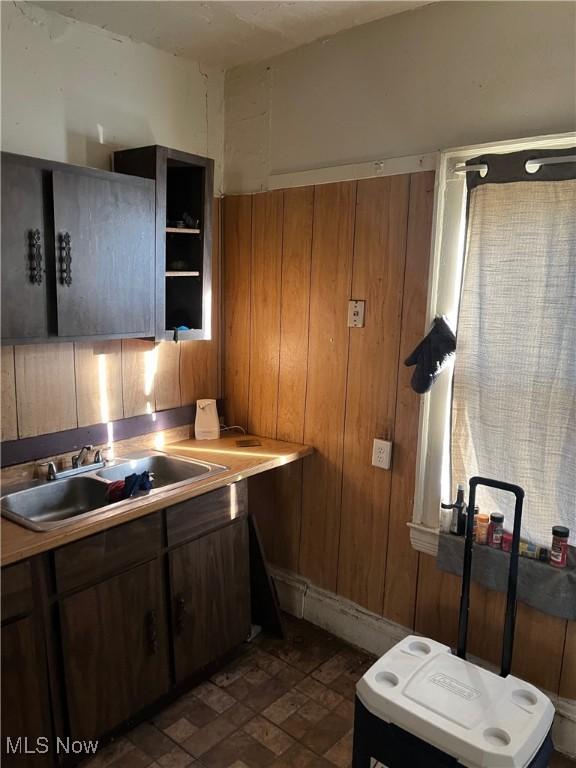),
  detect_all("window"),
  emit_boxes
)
[410,134,576,555]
